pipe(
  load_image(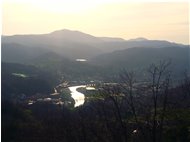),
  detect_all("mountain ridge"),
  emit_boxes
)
[2,28,188,45]
[2,29,188,61]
